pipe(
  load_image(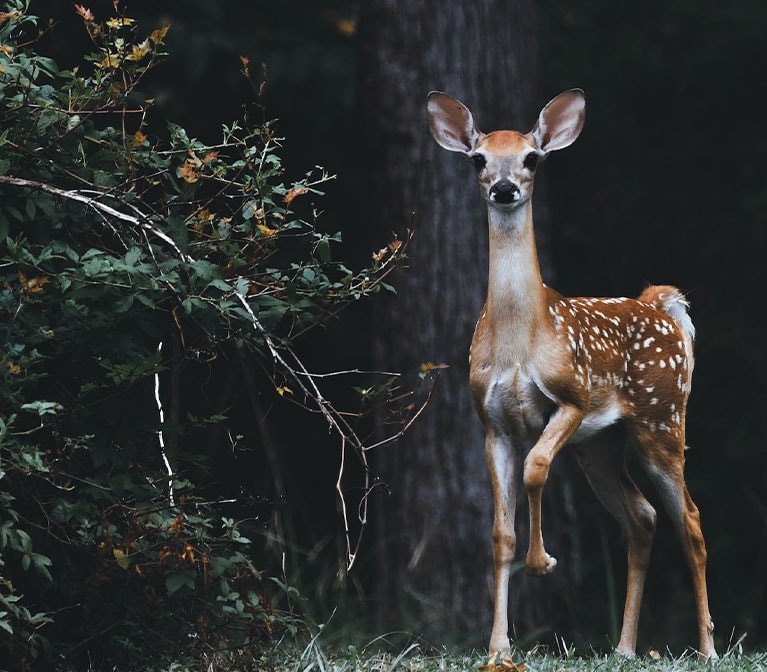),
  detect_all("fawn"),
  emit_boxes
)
[426,88,716,660]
